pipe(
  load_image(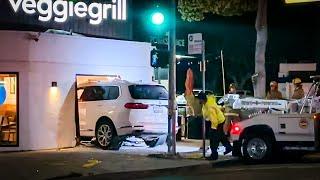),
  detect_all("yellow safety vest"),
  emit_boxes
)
[202,95,225,129]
